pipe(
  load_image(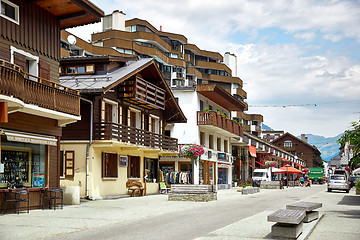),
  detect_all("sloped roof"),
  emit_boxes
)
[60,58,186,123]
[60,58,153,92]
[271,132,321,155]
